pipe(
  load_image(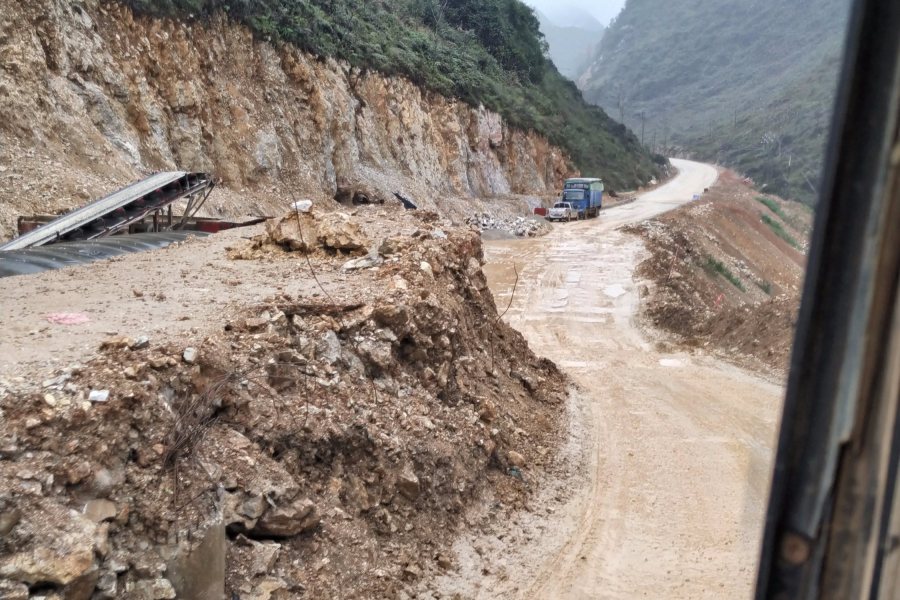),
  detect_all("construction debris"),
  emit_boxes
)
[0,206,568,599]
[466,214,551,237]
